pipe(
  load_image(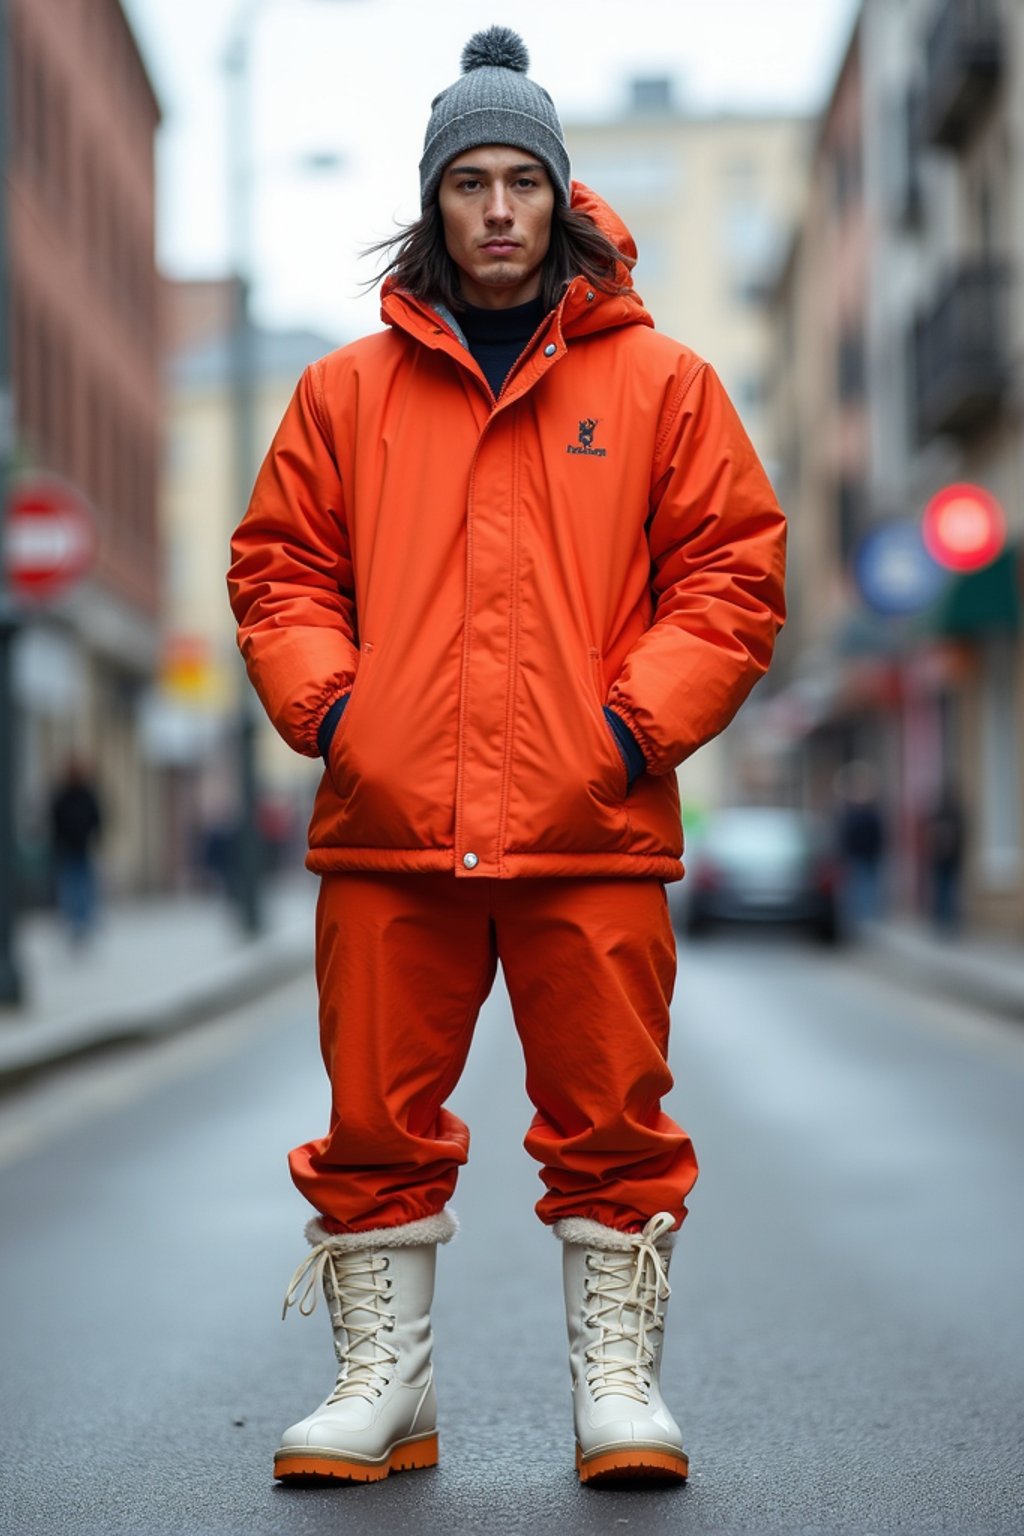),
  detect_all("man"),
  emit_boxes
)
[49,757,103,945]
[228,26,786,1489]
